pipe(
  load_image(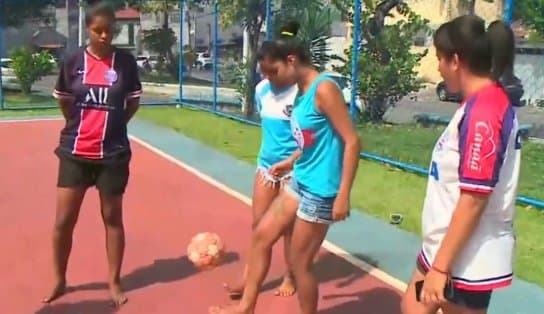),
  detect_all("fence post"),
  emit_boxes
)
[265,0,272,40]
[212,0,219,112]
[504,0,514,25]
[350,0,361,120]
[178,0,185,104]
